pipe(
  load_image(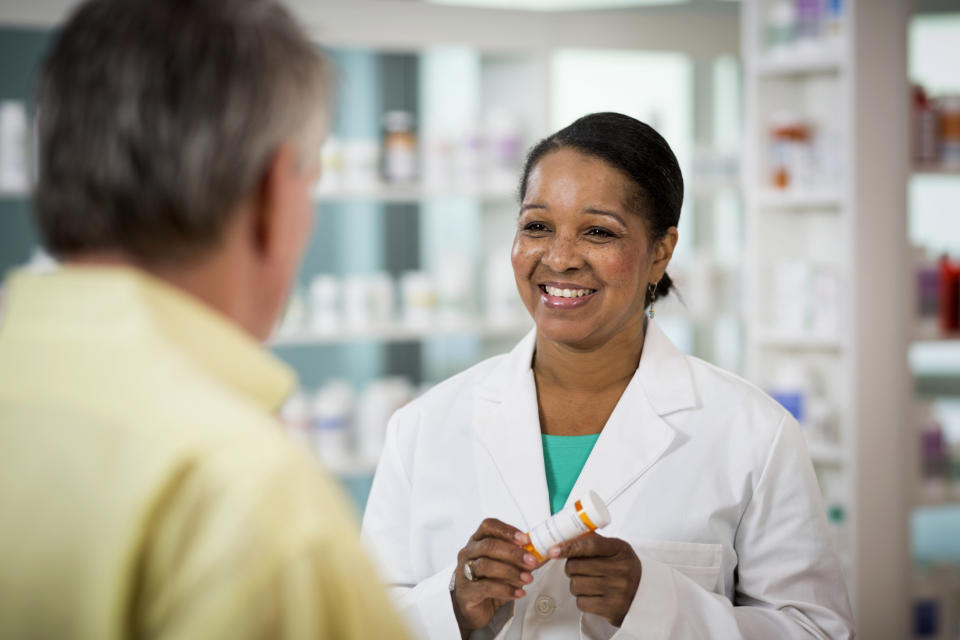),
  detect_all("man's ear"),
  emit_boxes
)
[250,144,299,260]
